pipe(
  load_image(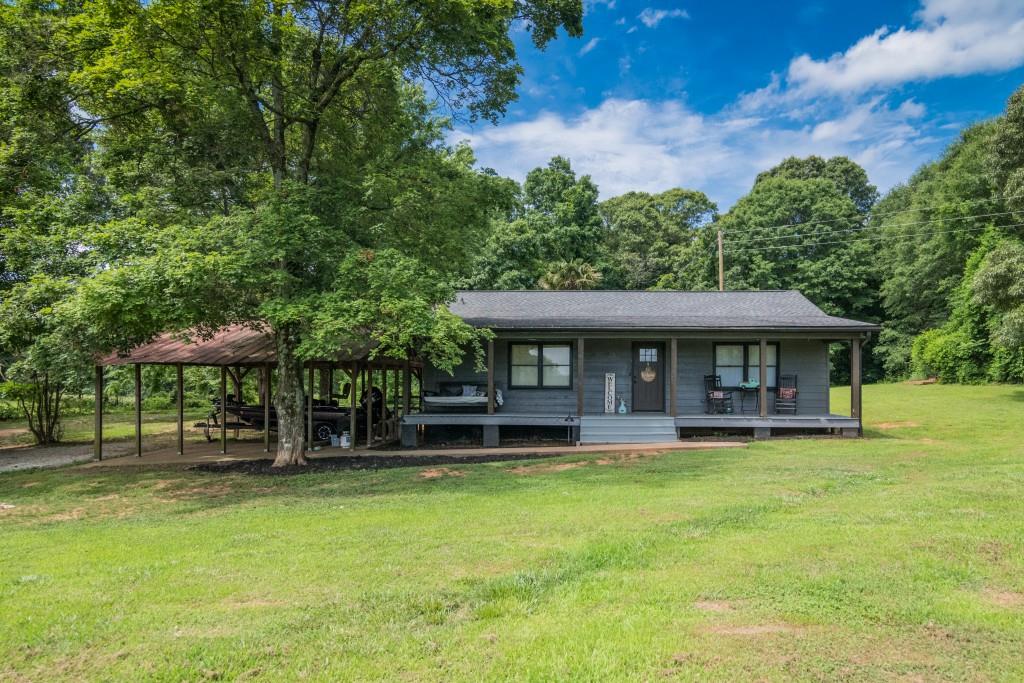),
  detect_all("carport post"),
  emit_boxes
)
[94,365,103,461]
[134,363,142,457]
[263,363,271,453]
[402,360,411,416]
[219,366,227,453]
[176,363,184,455]
[487,339,495,415]
[349,362,358,451]
[307,364,314,451]
[366,366,374,448]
